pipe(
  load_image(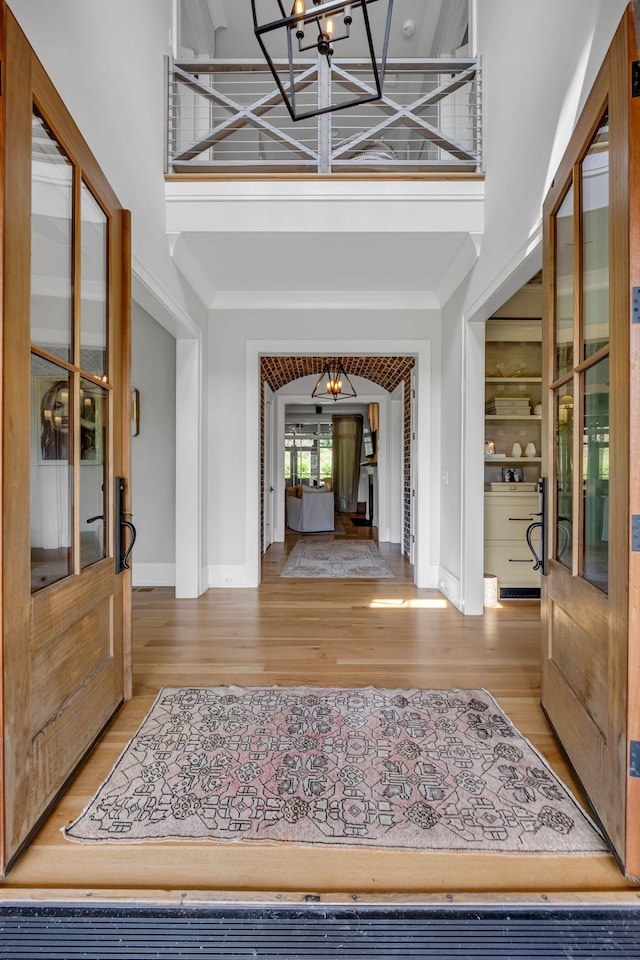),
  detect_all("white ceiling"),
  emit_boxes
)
[173,1,475,310]
[180,230,469,293]
[182,0,469,61]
